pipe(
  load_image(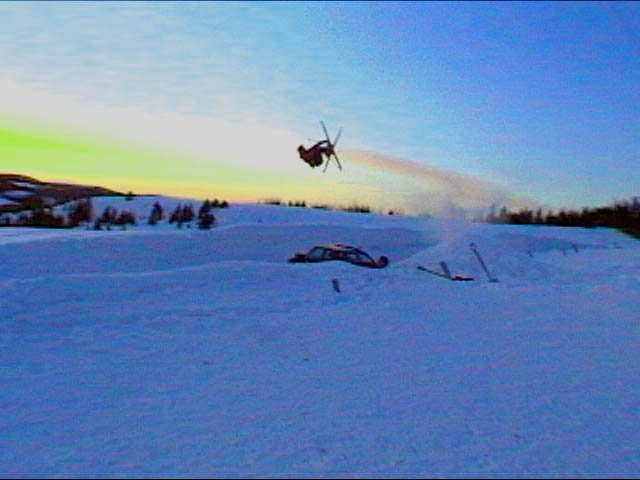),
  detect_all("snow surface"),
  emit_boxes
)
[2,190,34,198]
[1,198,640,478]
[0,198,19,207]
[8,181,40,189]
